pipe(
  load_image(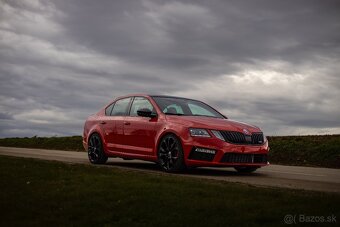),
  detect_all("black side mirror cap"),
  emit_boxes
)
[137,108,157,118]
